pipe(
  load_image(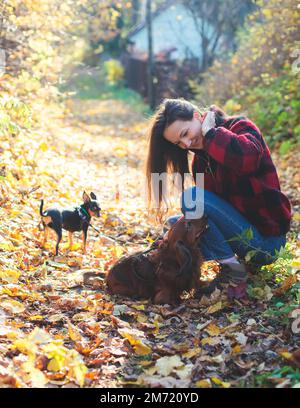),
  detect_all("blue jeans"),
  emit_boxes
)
[164,187,286,267]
